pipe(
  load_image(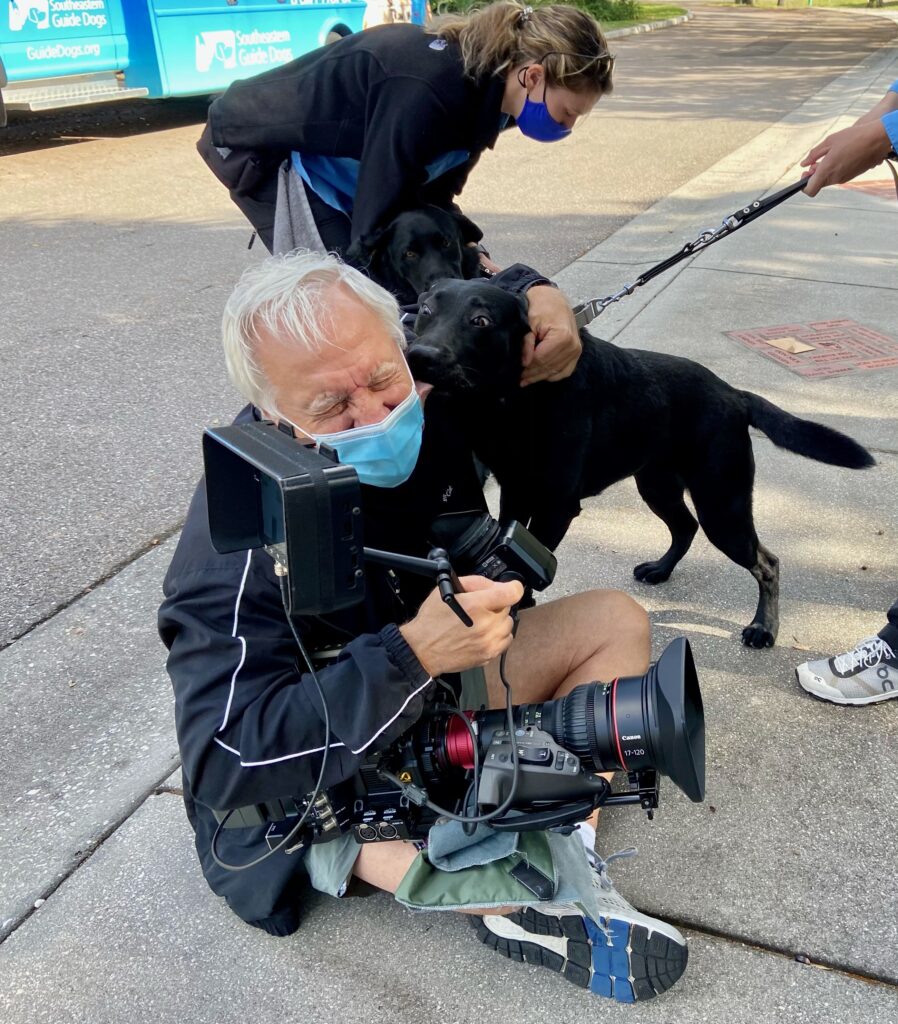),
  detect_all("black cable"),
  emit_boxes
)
[209,575,333,872]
